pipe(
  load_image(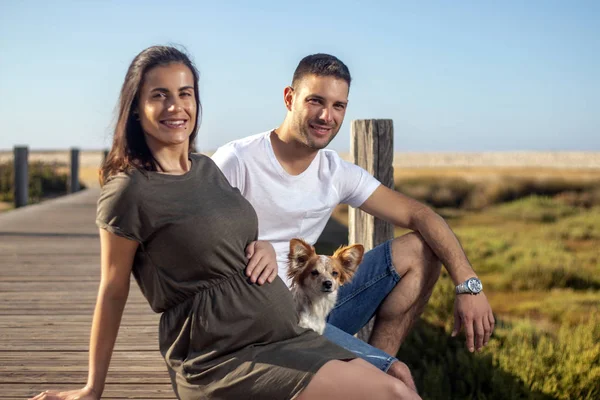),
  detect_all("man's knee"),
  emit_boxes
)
[390,232,441,282]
